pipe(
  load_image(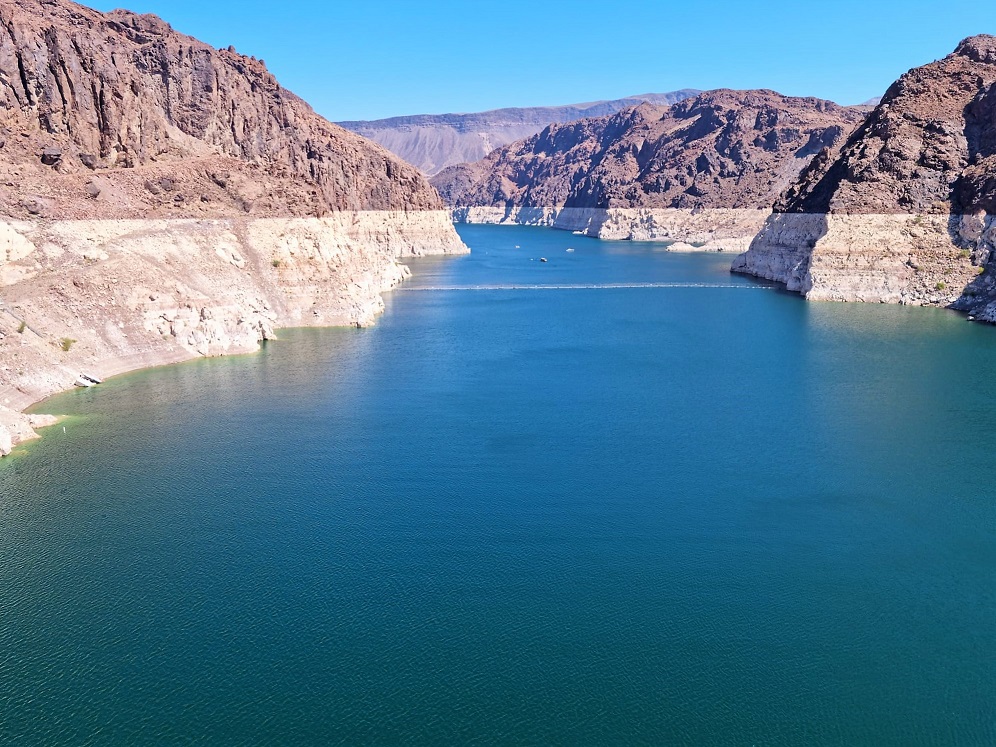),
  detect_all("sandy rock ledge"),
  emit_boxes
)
[732,213,995,313]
